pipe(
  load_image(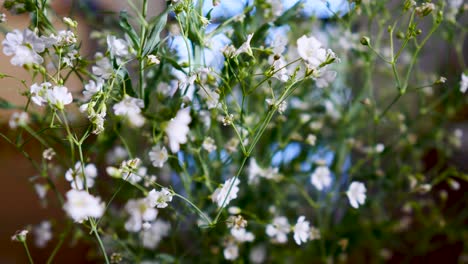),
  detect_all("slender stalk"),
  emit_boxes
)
[22,241,34,264]
[47,222,72,264]
[173,193,212,226]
